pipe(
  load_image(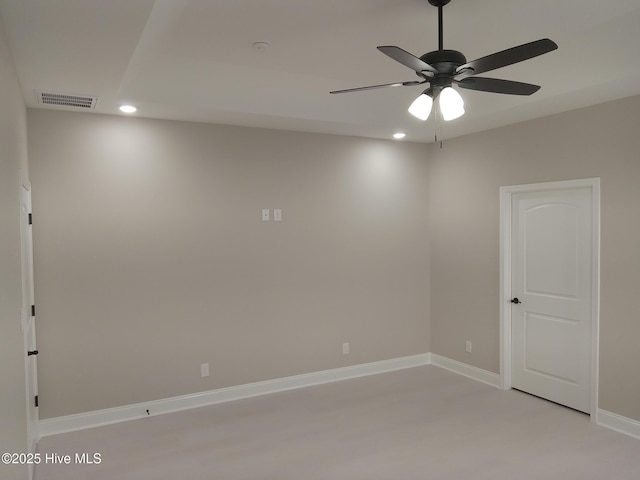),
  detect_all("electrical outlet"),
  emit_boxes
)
[200,363,210,377]
[465,341,472,353]
[342,342,350,355]
[274,209,282,221]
